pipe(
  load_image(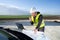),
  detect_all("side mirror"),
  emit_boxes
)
[16,23,25,30]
